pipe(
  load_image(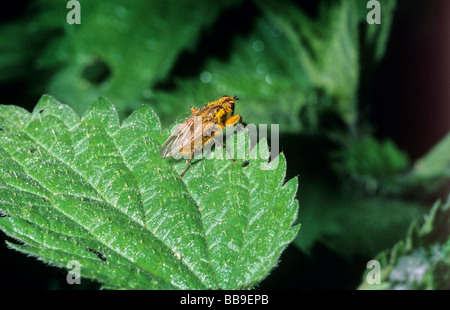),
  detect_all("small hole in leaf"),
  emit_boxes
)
[29,148,36,154]
[82,58,111,85]
[38,110,43,114]
[0,211,8,217]
[242,161,250,167]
